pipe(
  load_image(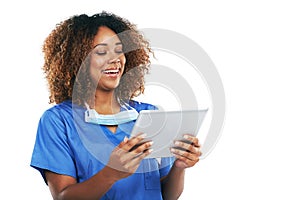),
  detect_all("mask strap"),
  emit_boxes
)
[117,98,132,111]
[84,100,134,112]
[84,102,91,110]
